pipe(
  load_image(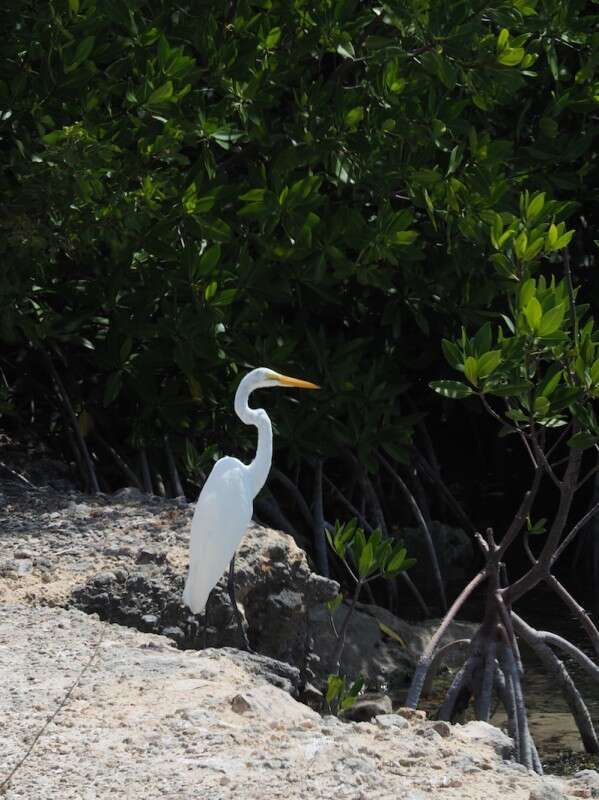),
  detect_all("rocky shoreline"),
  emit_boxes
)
[1,477,598,798]
[2,604,598,800]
